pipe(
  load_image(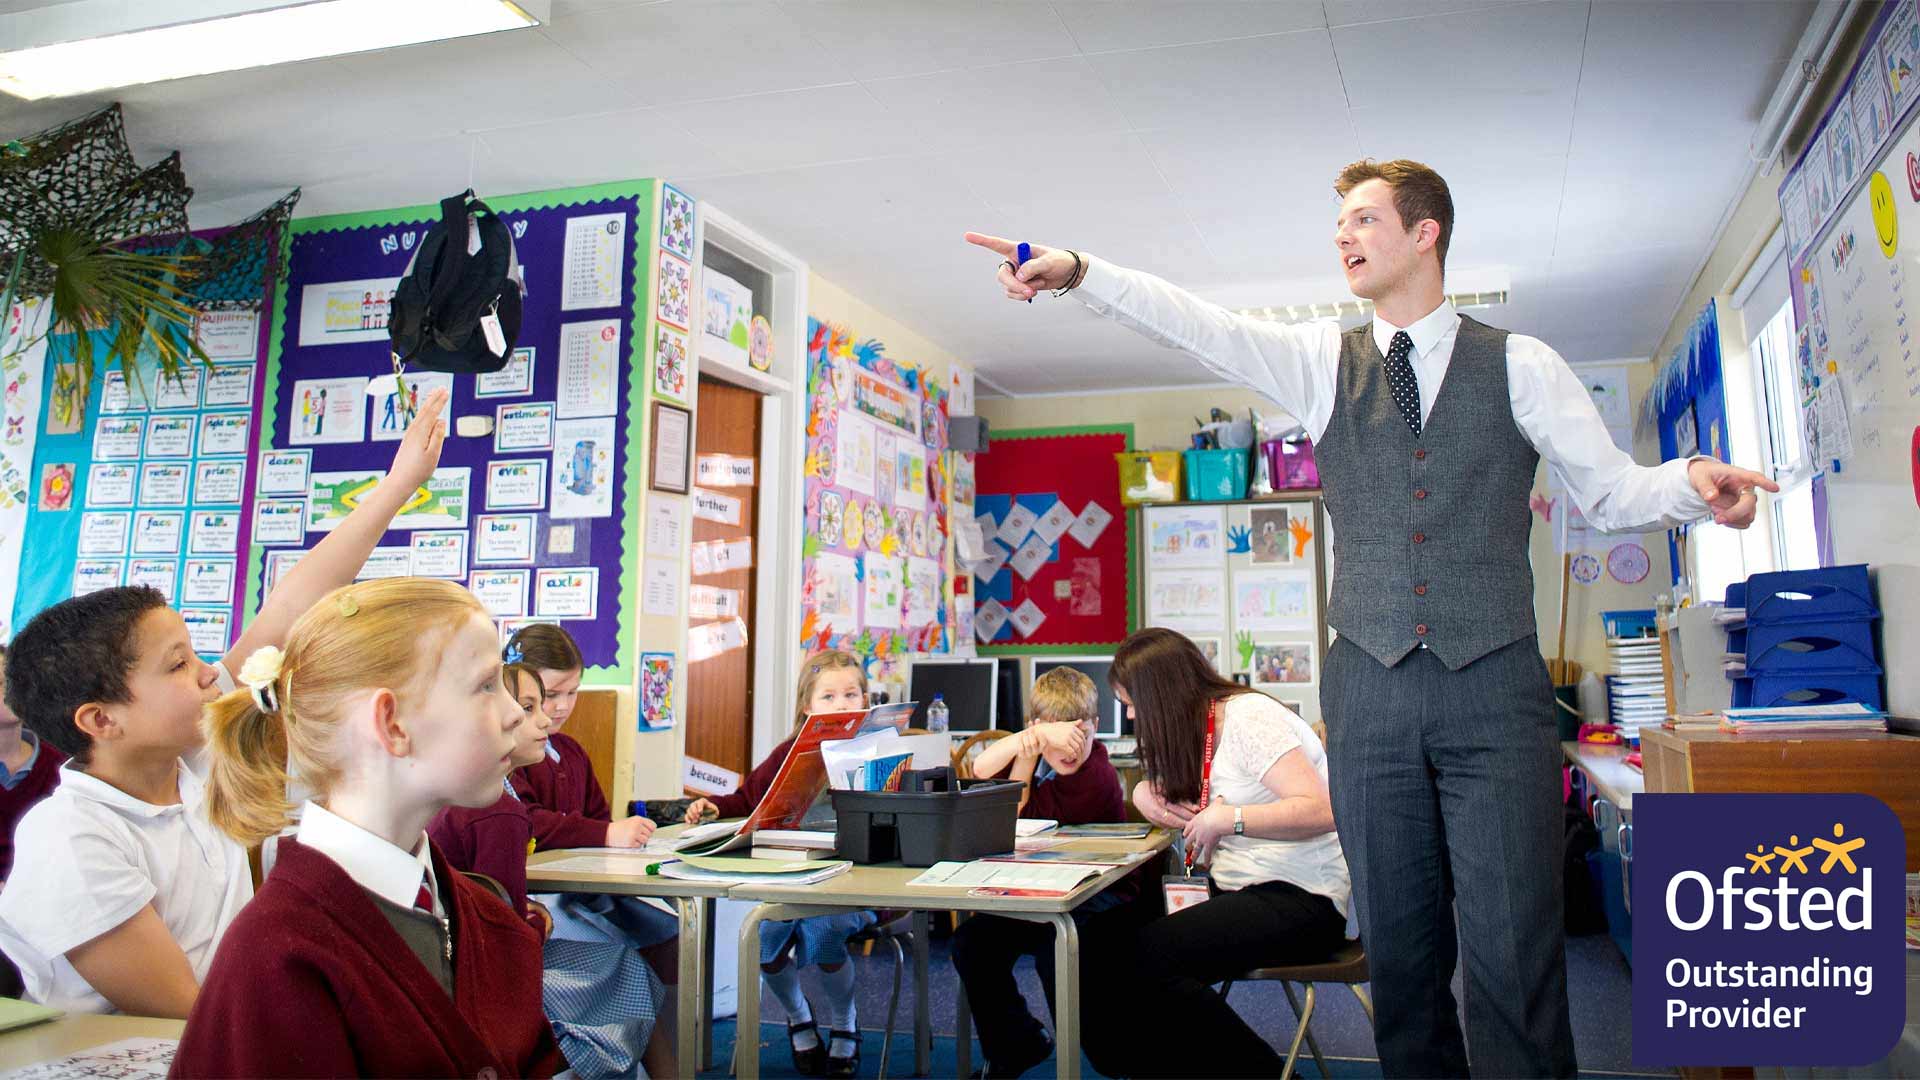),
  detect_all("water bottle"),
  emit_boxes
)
[927,694,949,734]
